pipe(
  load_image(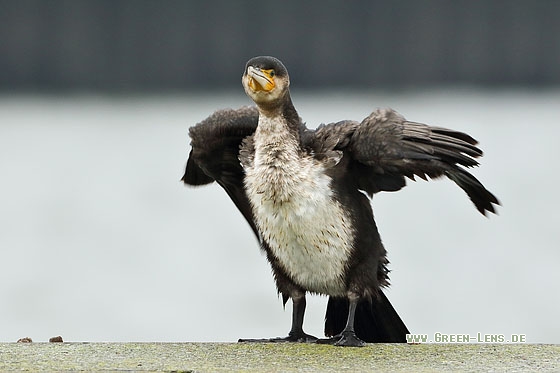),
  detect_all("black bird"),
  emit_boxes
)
[182,56,499,347]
